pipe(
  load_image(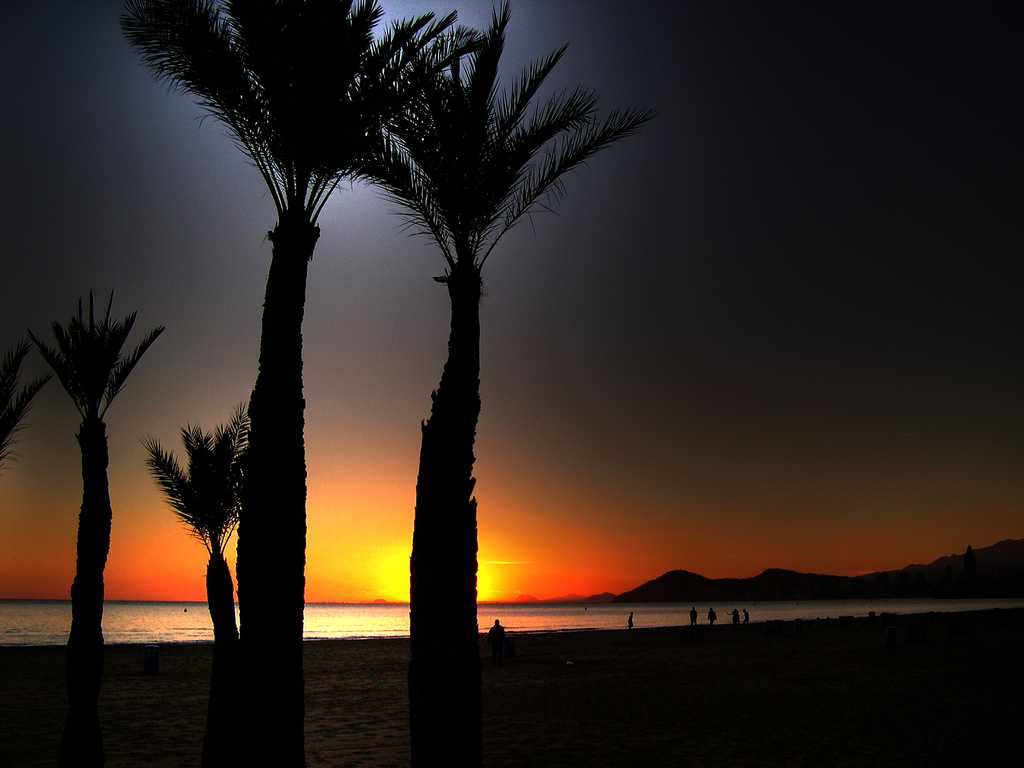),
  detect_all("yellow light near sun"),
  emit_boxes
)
[373,544,412,603]
[477,560,499,603]
[367,549,505,603]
